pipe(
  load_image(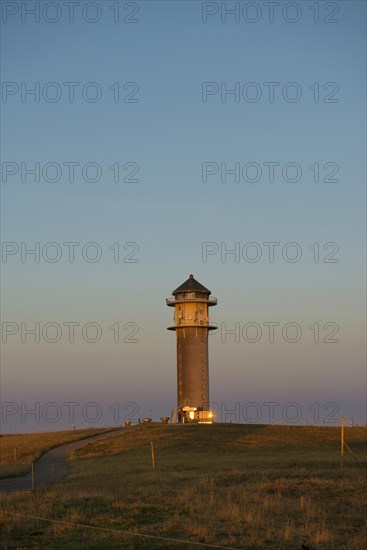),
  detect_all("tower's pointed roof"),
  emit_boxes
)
[172,274,211,295]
